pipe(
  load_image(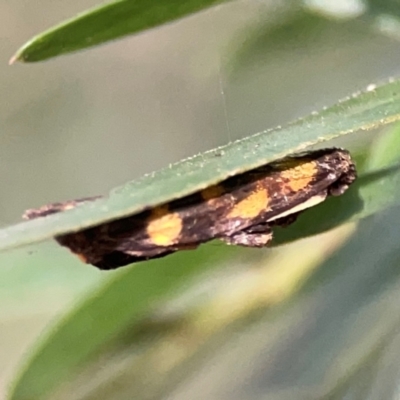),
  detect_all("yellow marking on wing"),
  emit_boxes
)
[201,185,225,201]
[280,160,318,192]
[146,206,183,246]
[227,189,270,219]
